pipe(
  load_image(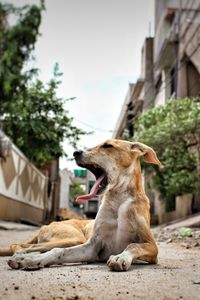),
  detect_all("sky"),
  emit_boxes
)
[4,0,154,170]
